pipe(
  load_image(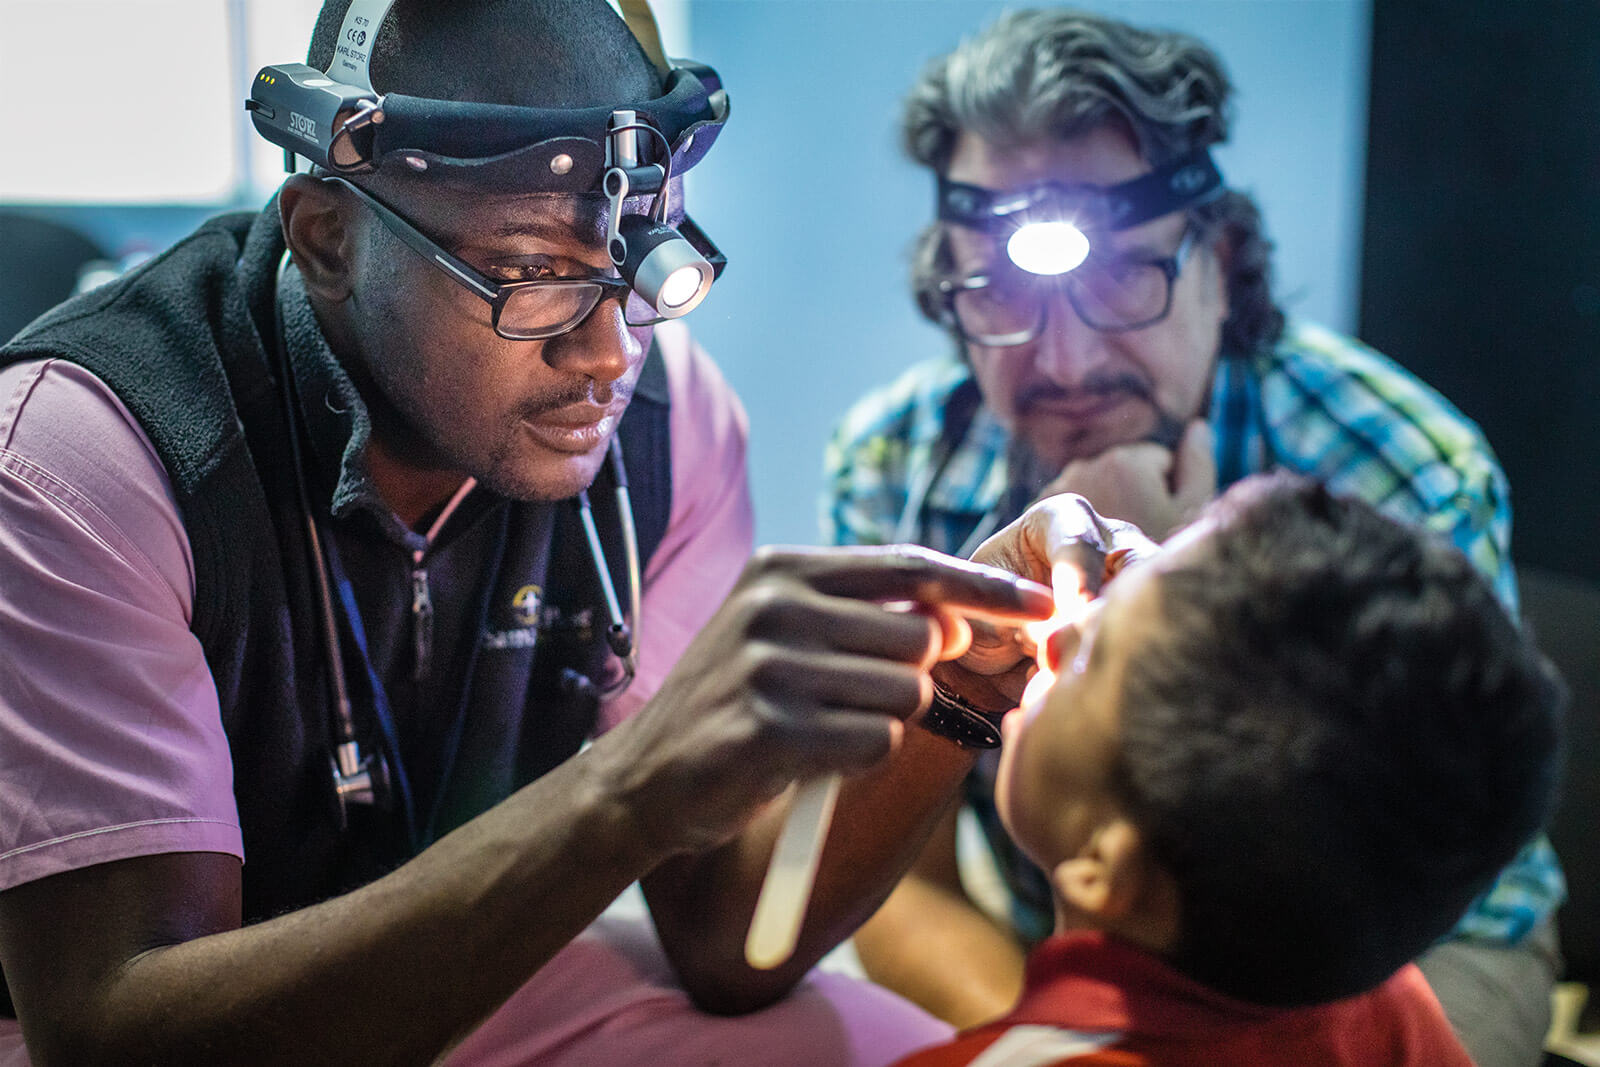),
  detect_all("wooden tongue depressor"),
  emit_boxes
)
[744,773,843,970]
[745,598,925,971]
